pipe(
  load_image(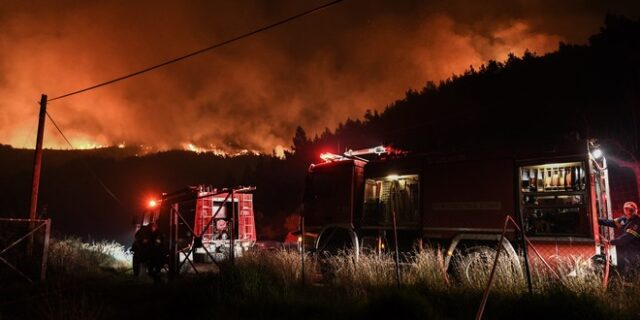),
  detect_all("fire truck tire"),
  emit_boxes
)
[312,227,359,284]
[315,226,359,258]
[458,245,523,285]
[448,244,523,285]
